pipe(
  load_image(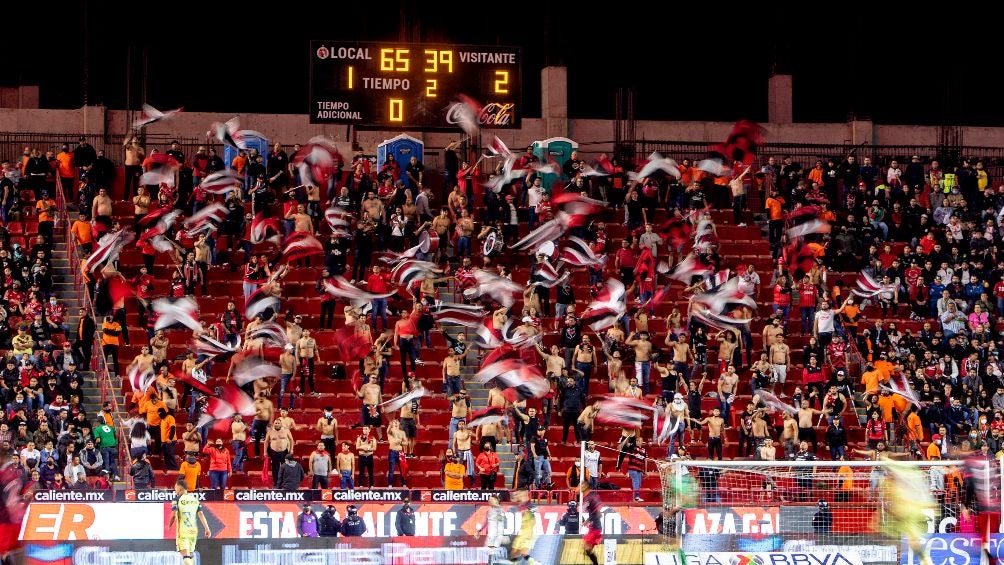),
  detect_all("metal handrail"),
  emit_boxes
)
[57,178,132,486]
